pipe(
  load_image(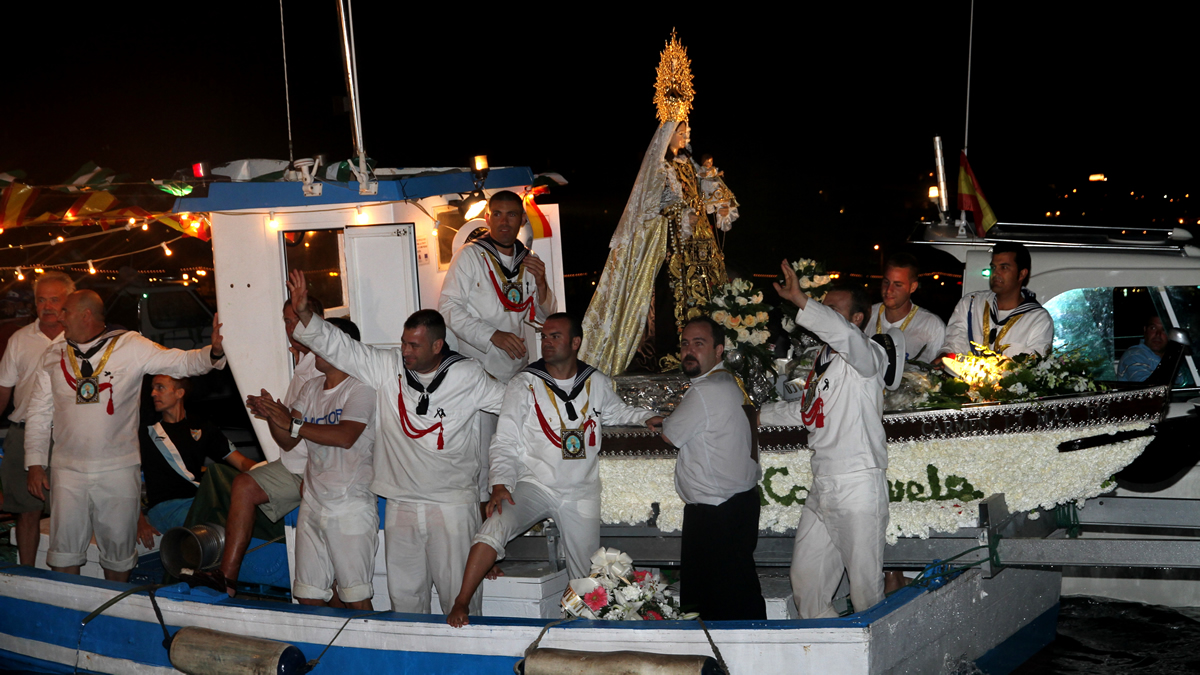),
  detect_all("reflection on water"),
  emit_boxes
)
[1015,597,1200,674]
